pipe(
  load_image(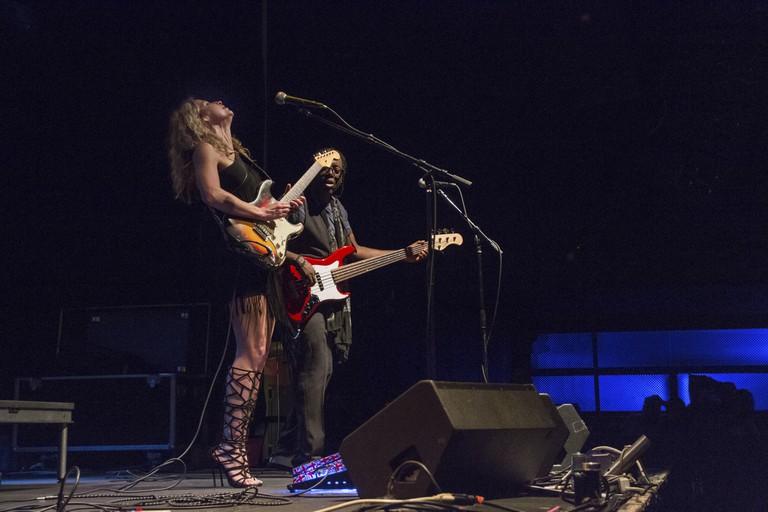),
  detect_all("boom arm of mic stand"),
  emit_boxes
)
[434,189,502,253]
[295,108,473,187]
